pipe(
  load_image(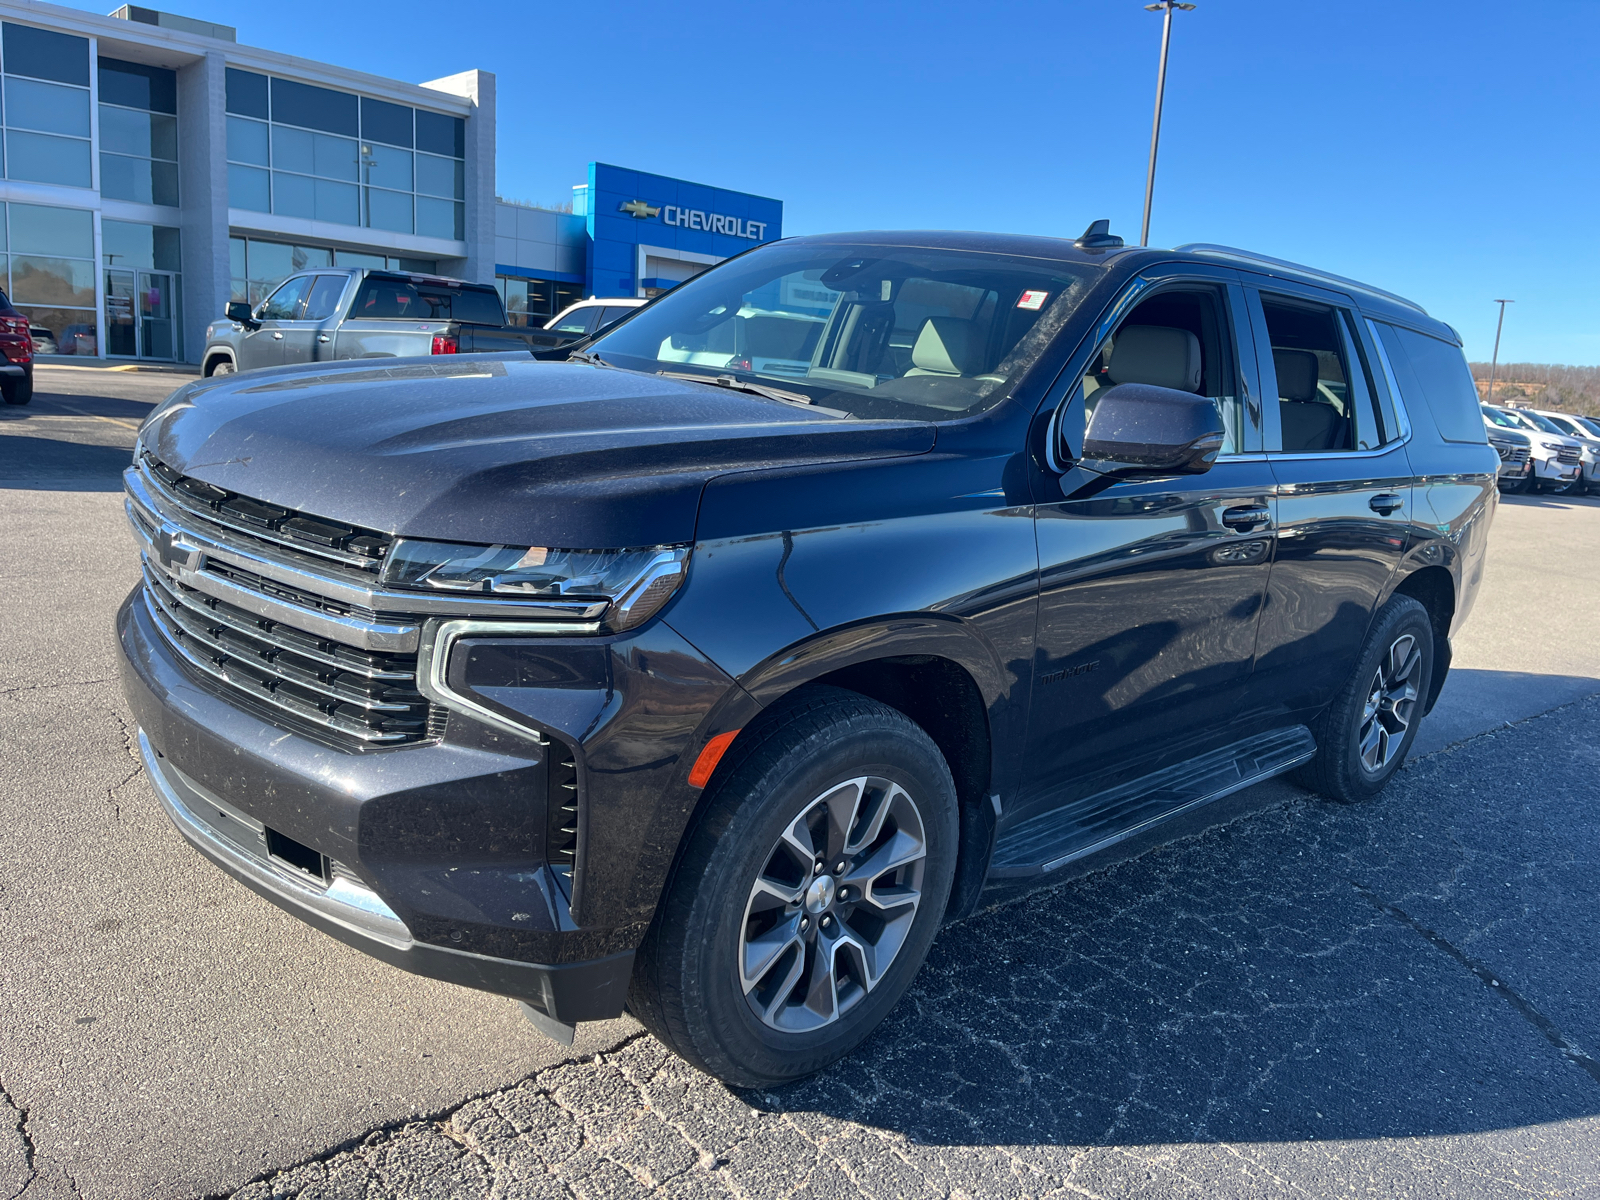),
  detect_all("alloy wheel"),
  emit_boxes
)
[1358,633,1421,773]
[738,776,927,1033]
